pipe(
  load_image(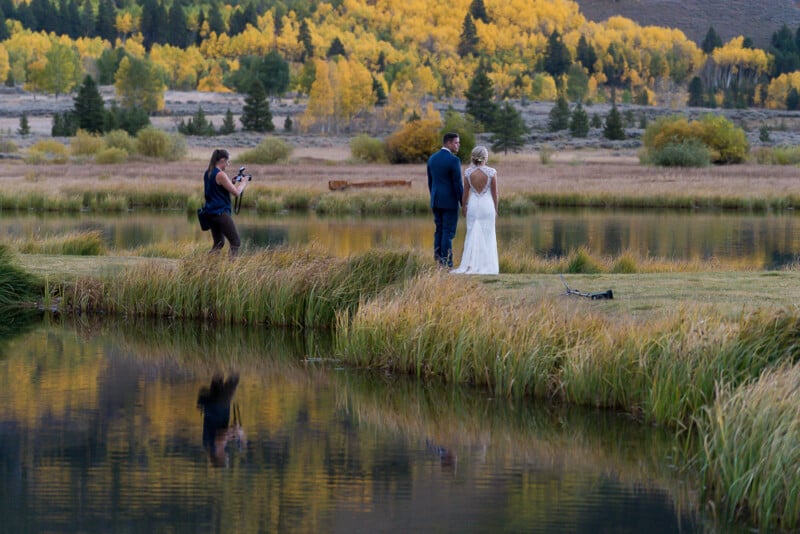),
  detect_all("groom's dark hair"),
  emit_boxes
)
[443,132,459,144]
